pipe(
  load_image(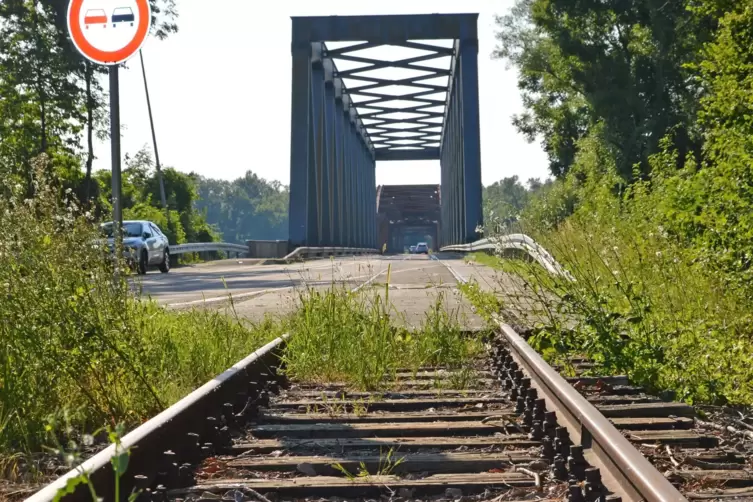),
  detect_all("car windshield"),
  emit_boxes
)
[101,222,143,238]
